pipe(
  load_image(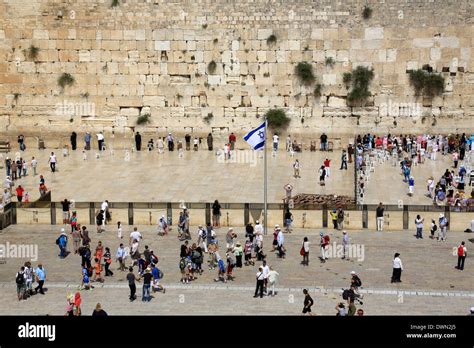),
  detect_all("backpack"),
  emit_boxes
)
[55,237,60,245]
[158,269,164,279]
[353,276,362,287]
[458,246,465,257]
[16,272,25,285]
[342,289,354,301]
[179,258,186,270]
